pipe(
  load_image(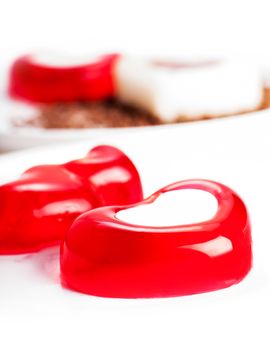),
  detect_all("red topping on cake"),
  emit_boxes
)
[9,54,119,103]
